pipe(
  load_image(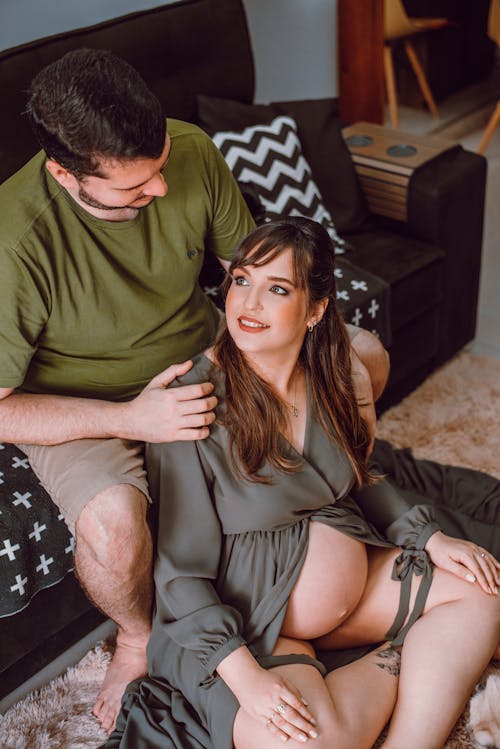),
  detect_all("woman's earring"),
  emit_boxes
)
[307,321,317,333]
